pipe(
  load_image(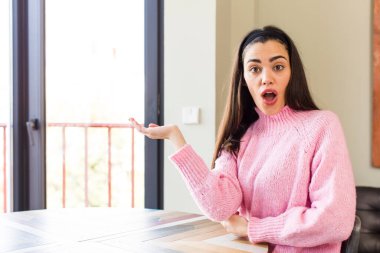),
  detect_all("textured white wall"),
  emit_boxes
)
[164,0,216,213]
